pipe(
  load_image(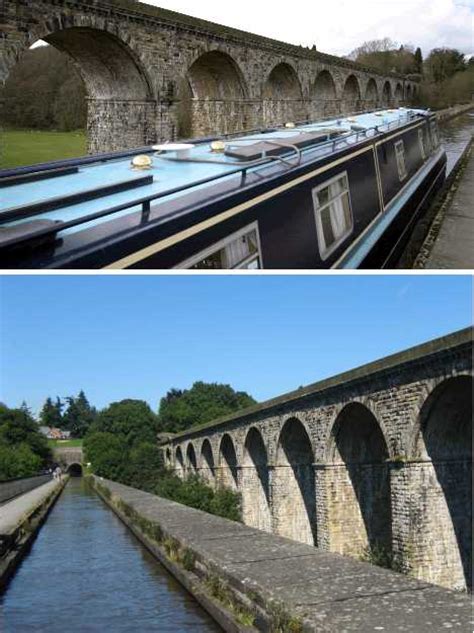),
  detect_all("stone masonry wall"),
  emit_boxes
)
[1,0,419,153]
[164,330,473,591]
